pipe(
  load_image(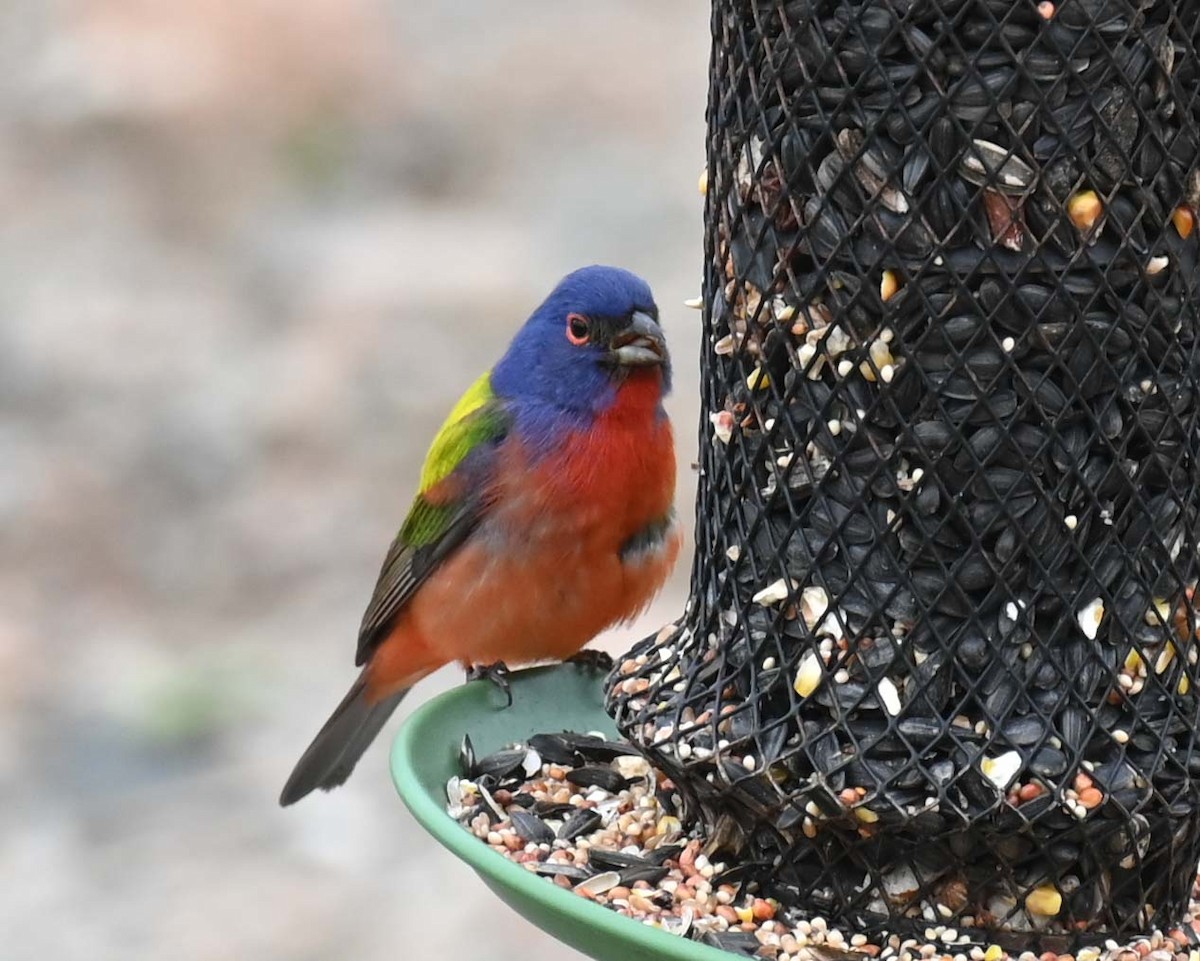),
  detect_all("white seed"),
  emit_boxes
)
[828,418,842,435]
[753,578,793,606]
[881,364,895,383]
[801,586,830,627]
[615,755,651,779]
[1077,597,1105,640]
[981,751,1022,790]
[522,749,542,777]
[837,359,855,378]
[743,754,757,771]
[1147,255,1170,275]
[762,656,777,670]
[878,677,902,715]
[710,410,735,444]
[1002,336,1015,352]
[869,338,894,371]
[798,342,817,369]
[824,324,851,356]
[1065,514,1078,530]
[1113,728,1130,744]
[1155,642,1177,675]
[794,651,823,698]
[576,871,622,896]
